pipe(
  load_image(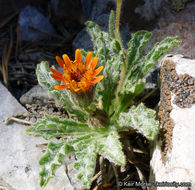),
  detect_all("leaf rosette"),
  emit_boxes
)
[27,7,180,189]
